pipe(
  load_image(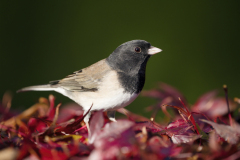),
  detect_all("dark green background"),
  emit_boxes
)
[1,1,240,115]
